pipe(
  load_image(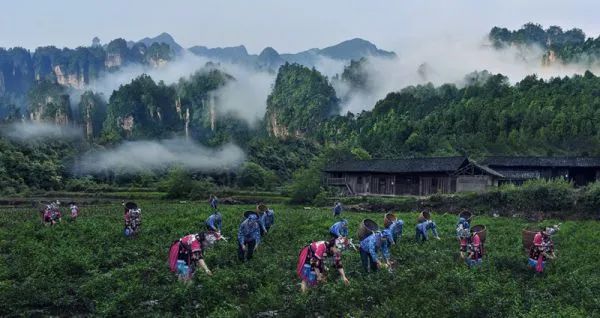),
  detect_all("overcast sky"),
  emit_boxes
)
[1,0,598,54]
